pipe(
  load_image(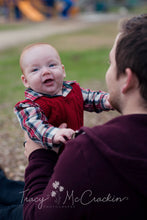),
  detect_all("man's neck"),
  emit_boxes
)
[123,108,147,115]
[122,99,147,115]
